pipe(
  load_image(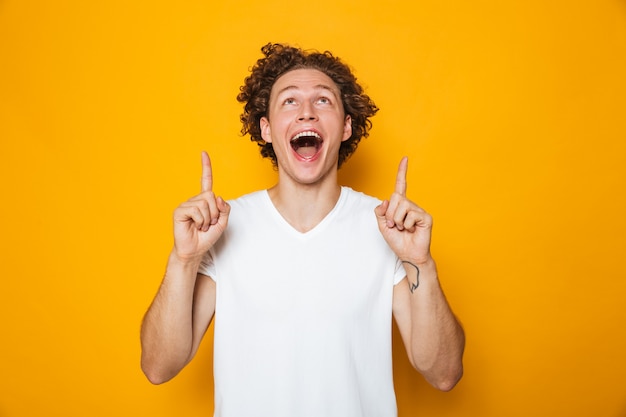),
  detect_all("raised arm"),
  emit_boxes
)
[140,151,230,384]
[375,157,465,391]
